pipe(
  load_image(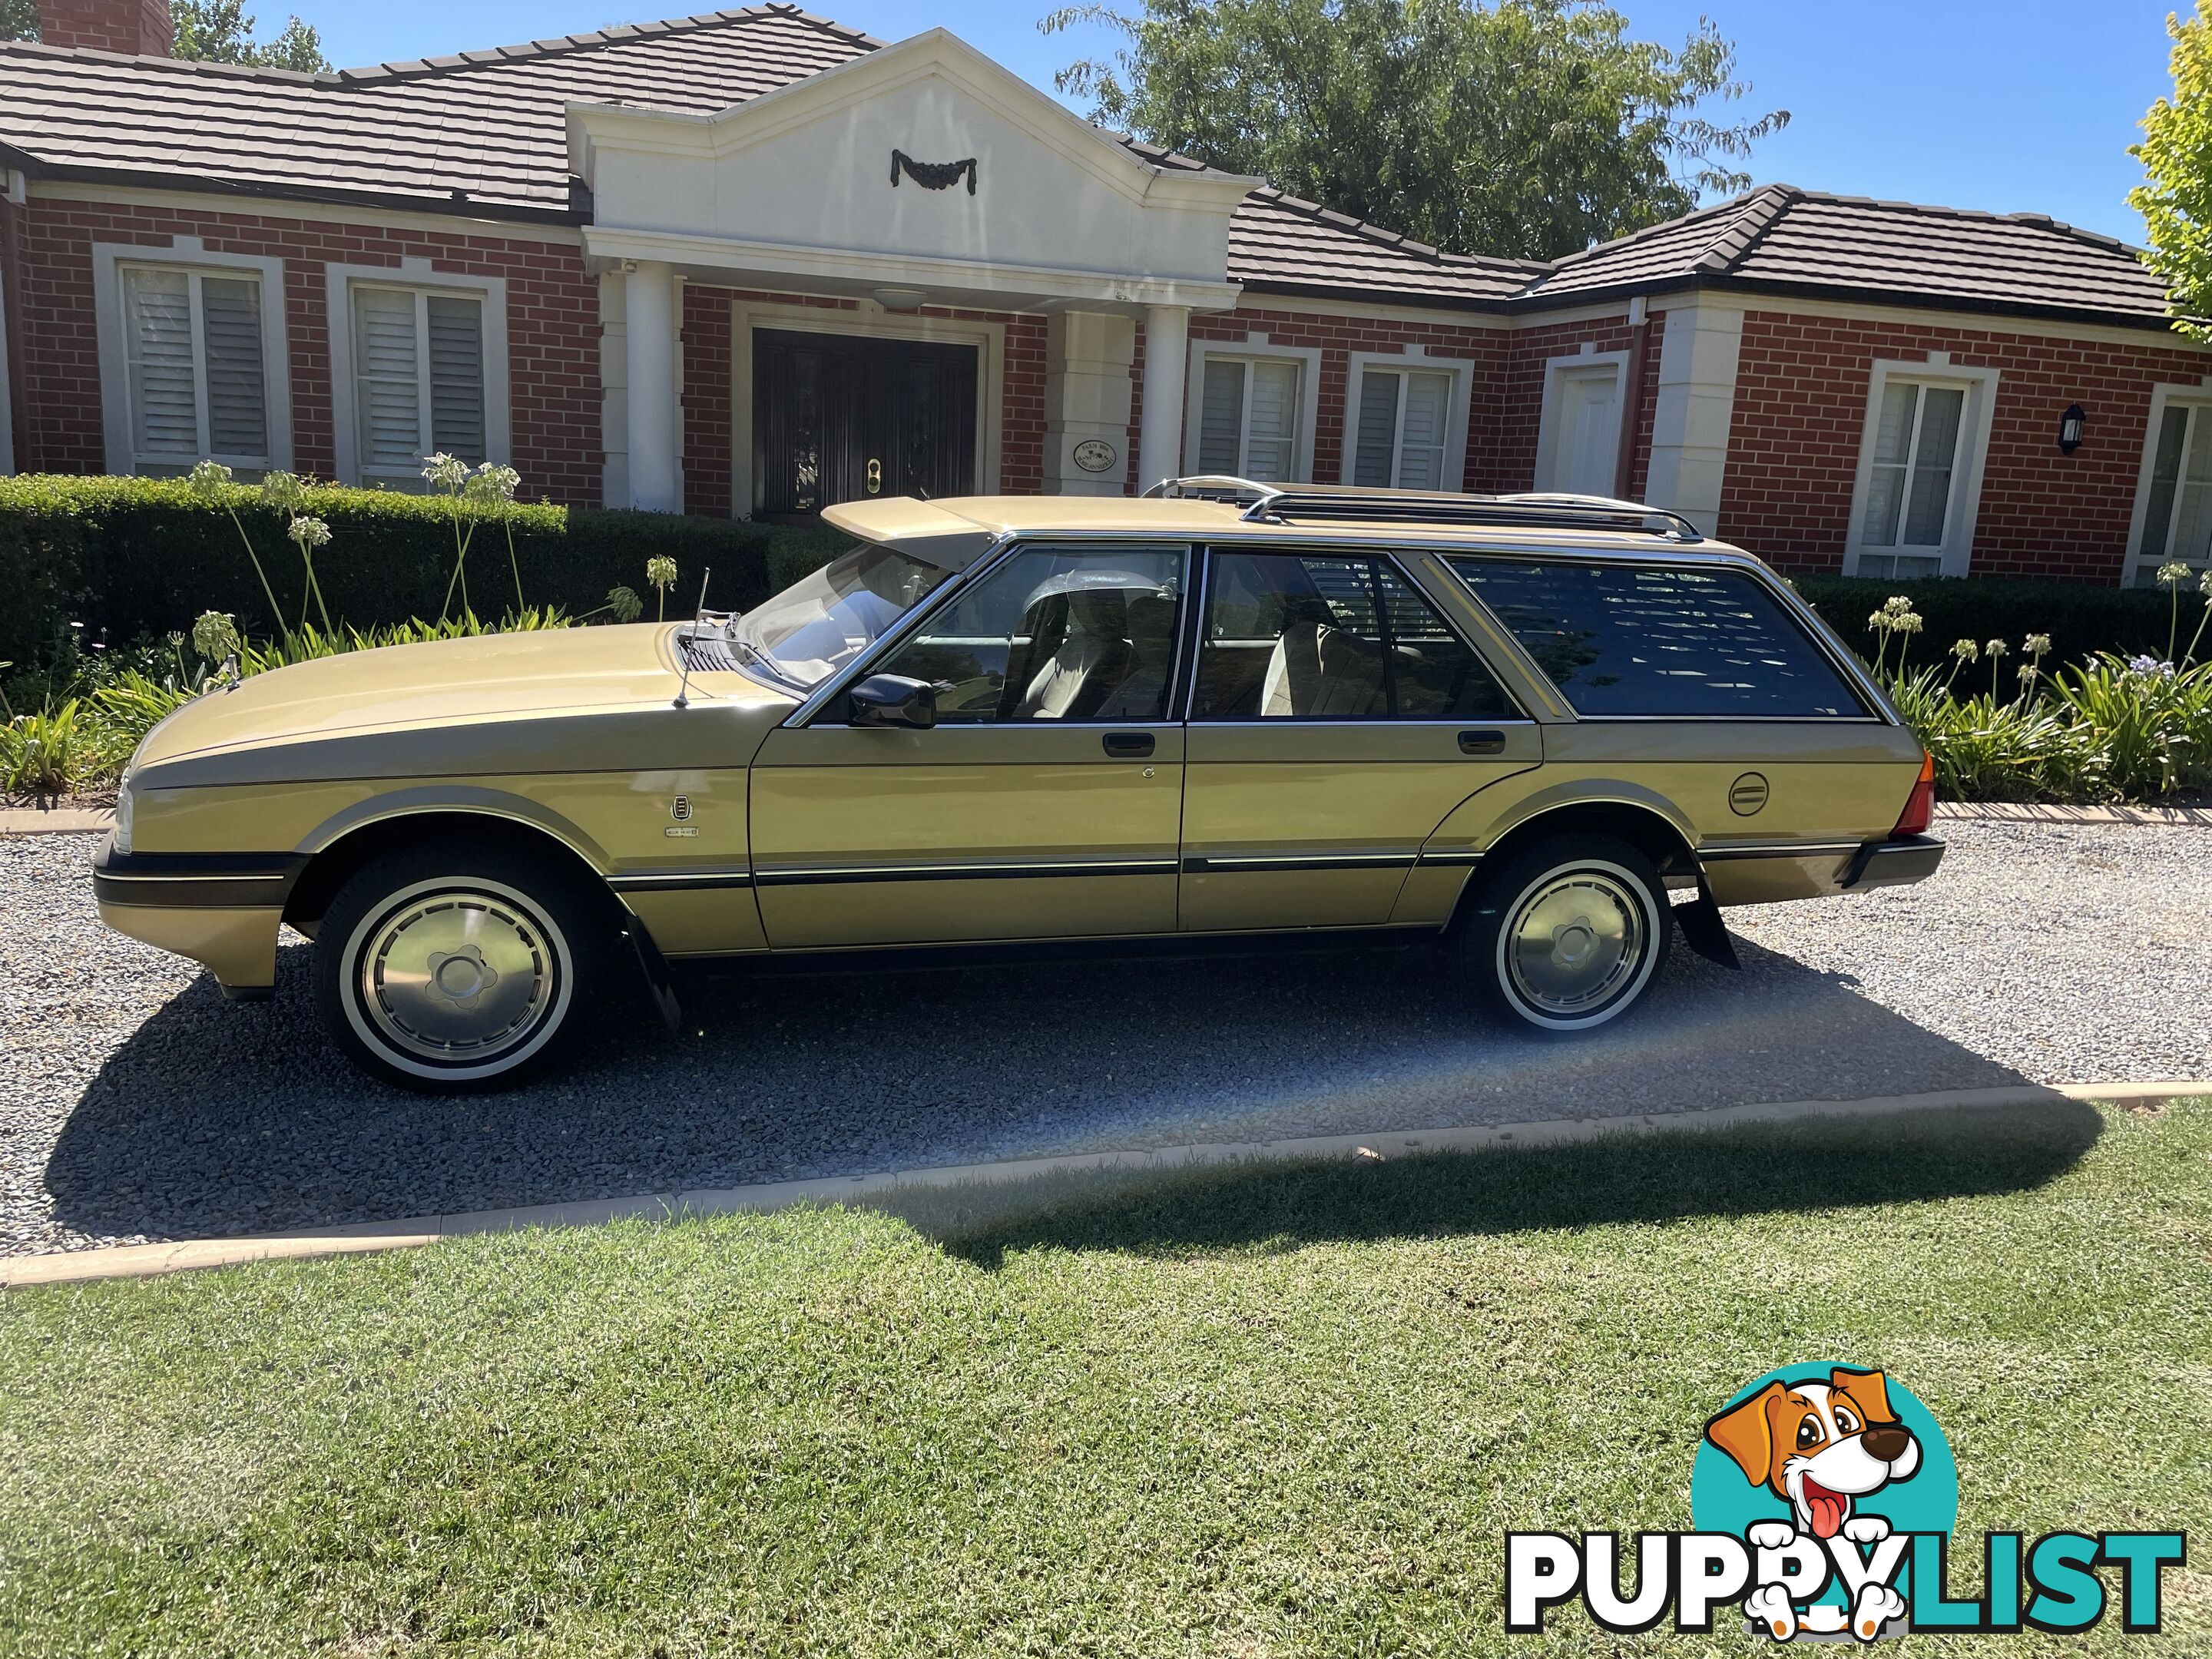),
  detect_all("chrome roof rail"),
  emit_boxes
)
[1228,485,1704,543]
[1140,474,1273,502]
